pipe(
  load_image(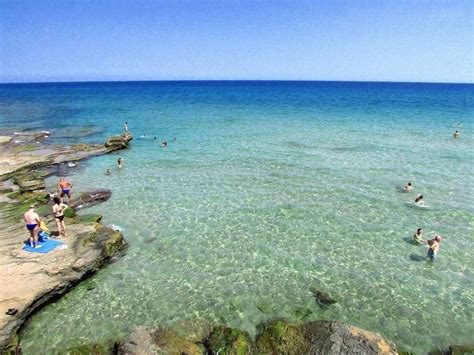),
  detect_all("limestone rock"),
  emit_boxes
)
[255,319,397,355]
[119,326,202,355]
[105,133,133,151]
[0,136,12,145]
[70,189,112,210]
